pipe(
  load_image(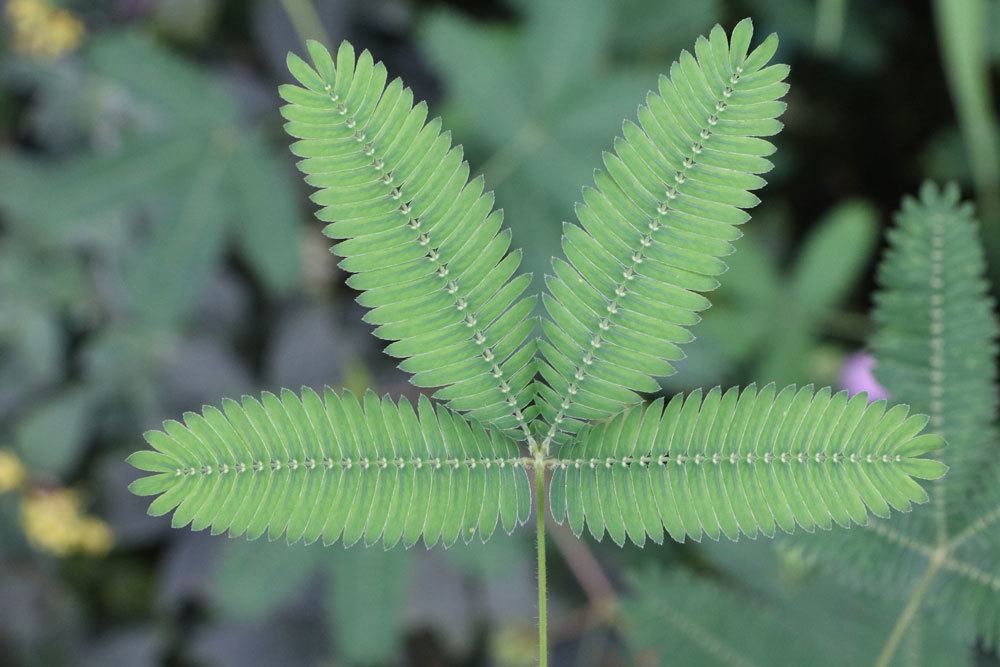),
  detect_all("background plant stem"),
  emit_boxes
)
[814,0,846,56]
[933,0,1000,279]
[546,514,616,614]
[279,0,331,46]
